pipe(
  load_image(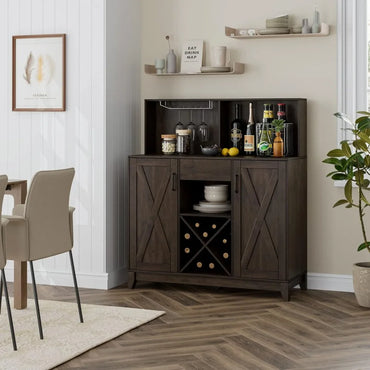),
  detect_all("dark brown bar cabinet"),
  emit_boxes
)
[129,98,307,300]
